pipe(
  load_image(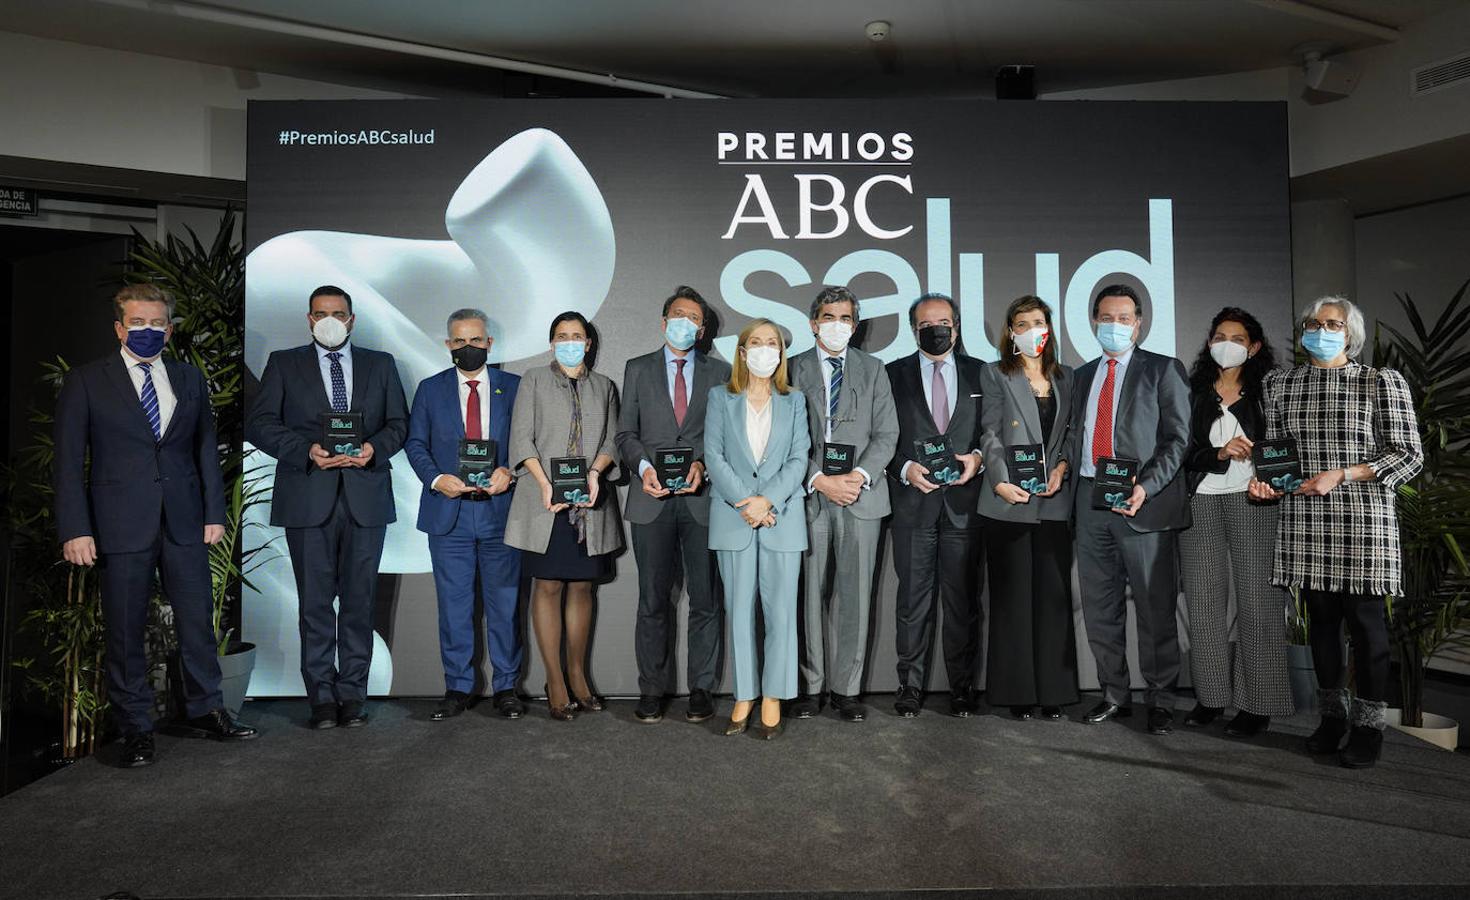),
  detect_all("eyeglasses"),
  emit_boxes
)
[1302,319,1347,333]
